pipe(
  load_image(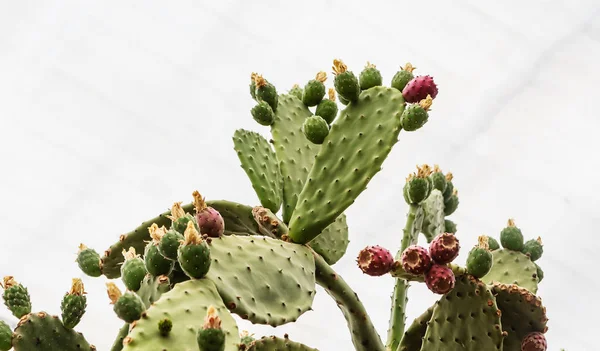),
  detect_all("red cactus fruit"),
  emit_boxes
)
[357,246,394,276]
[425,264,455,294]
[193,191,224,237]
[521,332,547,351]
[402,75,438,103]
[400,245,432,275]
[429,232,460,264]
